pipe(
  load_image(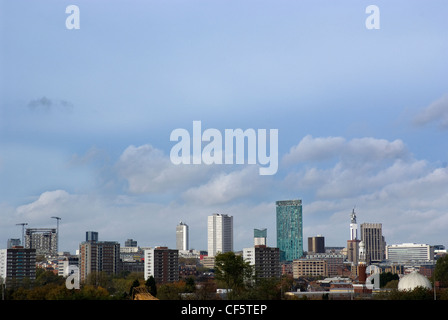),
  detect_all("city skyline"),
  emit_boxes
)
[1,1,448,254]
